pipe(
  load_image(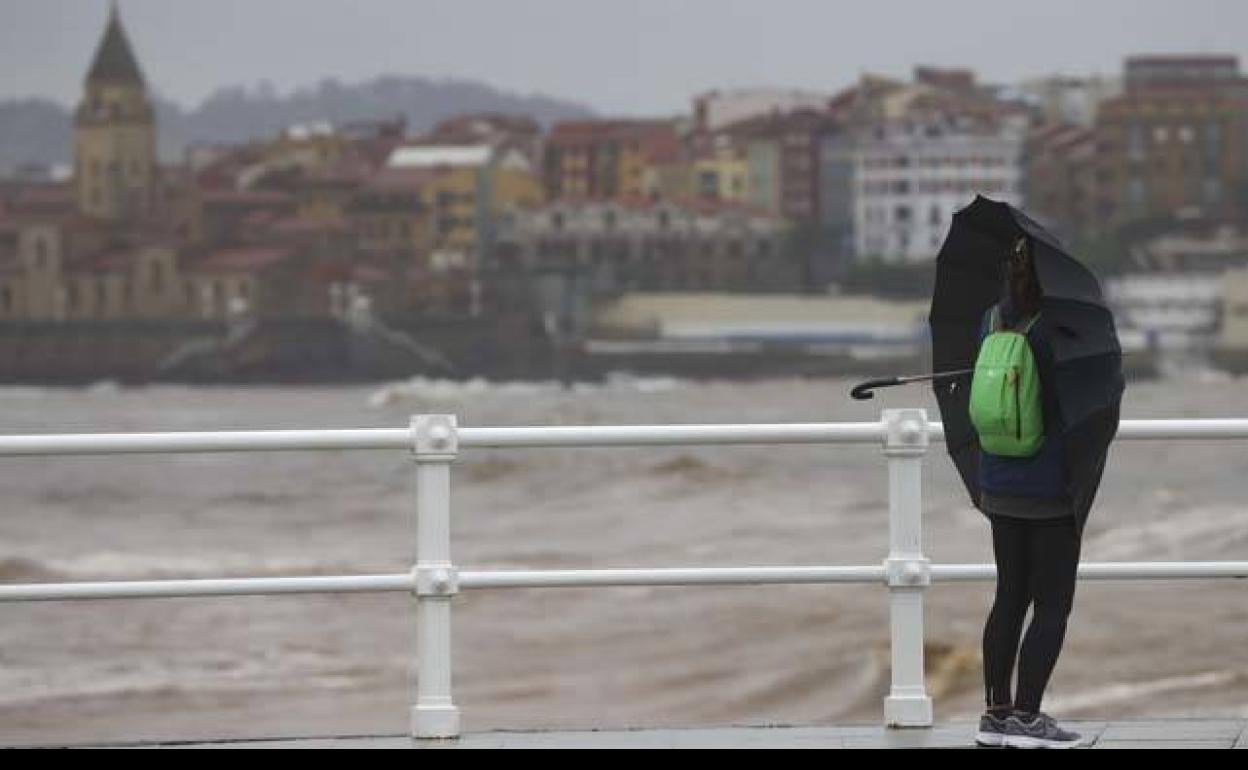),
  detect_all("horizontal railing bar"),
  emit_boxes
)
[2,419,1248,457]
[457,423,885,448]
[1114,419,1248,440]
[458,566,888,588]
[0,430,413,456]
[0,574,414,601]
[934,562,1248,581]
[3,562,1246,601]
